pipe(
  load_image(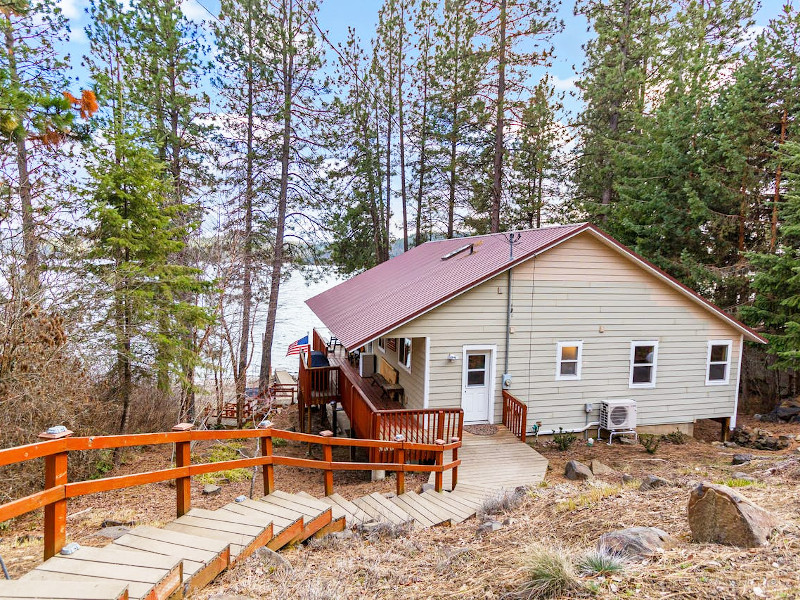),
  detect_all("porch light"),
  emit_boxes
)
[447,353,458,362]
